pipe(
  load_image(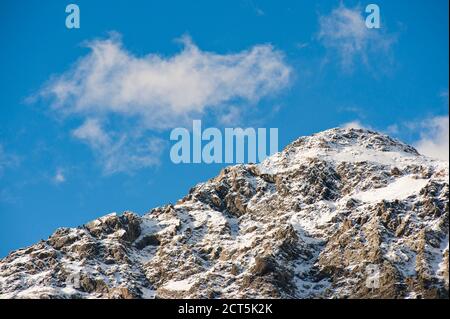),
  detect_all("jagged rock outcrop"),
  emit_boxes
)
[0,128,448,299]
